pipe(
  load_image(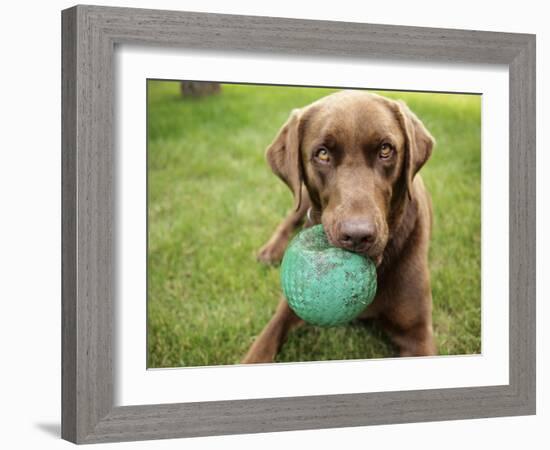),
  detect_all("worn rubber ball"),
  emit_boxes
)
[280,224,377,327]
